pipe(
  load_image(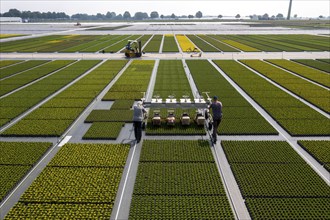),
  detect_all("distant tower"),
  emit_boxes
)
[287,0,293,20]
